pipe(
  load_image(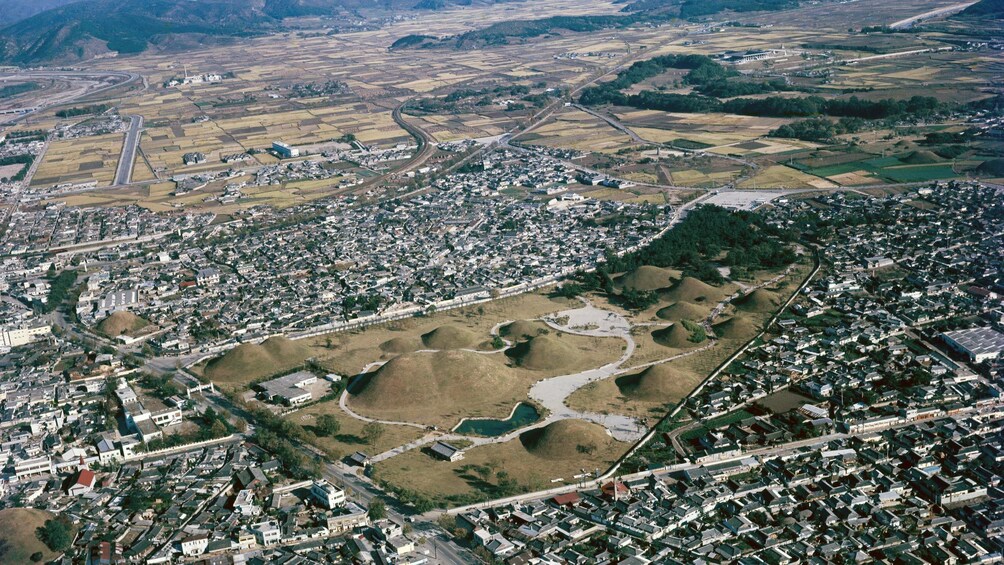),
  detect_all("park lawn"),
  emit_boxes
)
[290,400,428,460]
